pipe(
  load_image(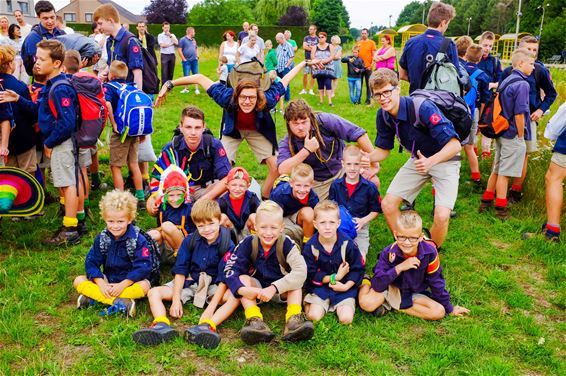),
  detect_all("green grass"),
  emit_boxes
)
[0,46,565,375]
